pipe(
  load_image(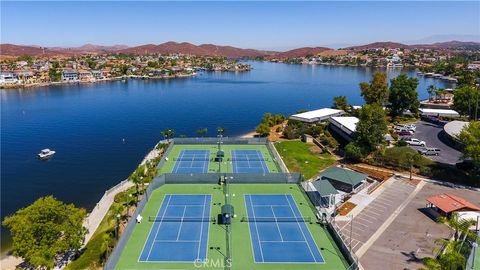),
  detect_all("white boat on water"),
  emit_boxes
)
[38,148,55,159]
